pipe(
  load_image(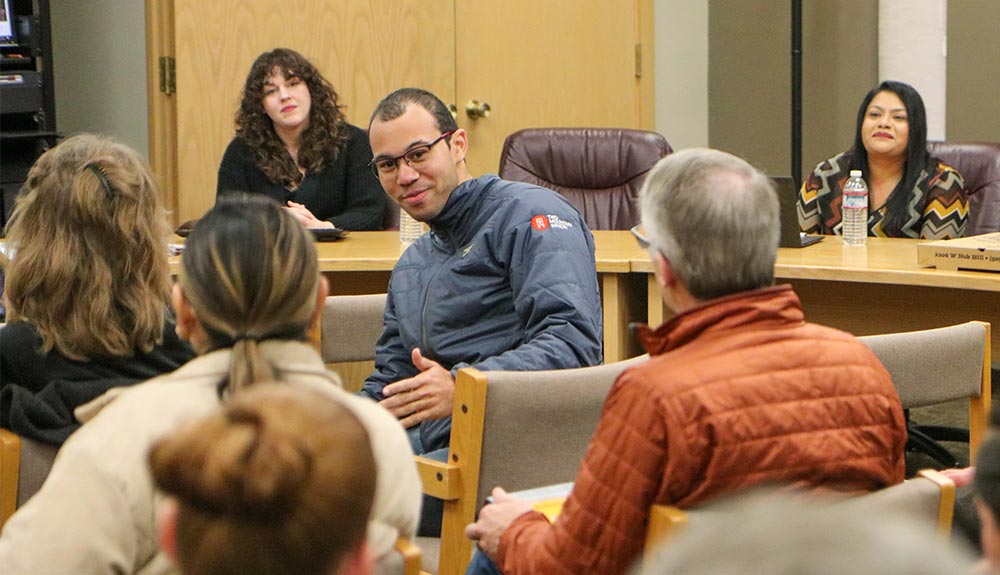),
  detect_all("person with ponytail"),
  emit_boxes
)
[0,133,194,445]
[150,384,376,575]
[0,194,419,575]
